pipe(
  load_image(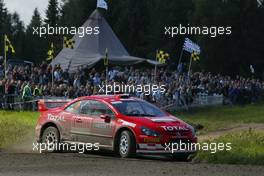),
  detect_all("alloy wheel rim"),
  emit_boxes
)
[120,135,128,155]
[45,132,57,145]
